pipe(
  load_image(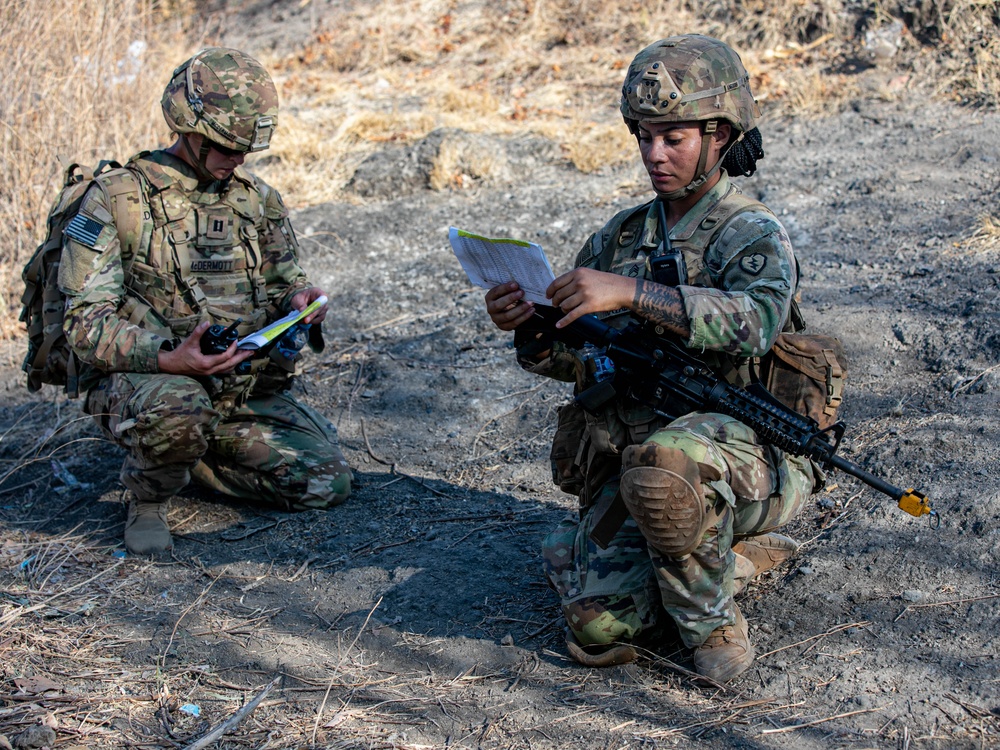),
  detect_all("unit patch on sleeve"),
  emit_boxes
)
[739,253,767,275]
[64,214,107,249]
